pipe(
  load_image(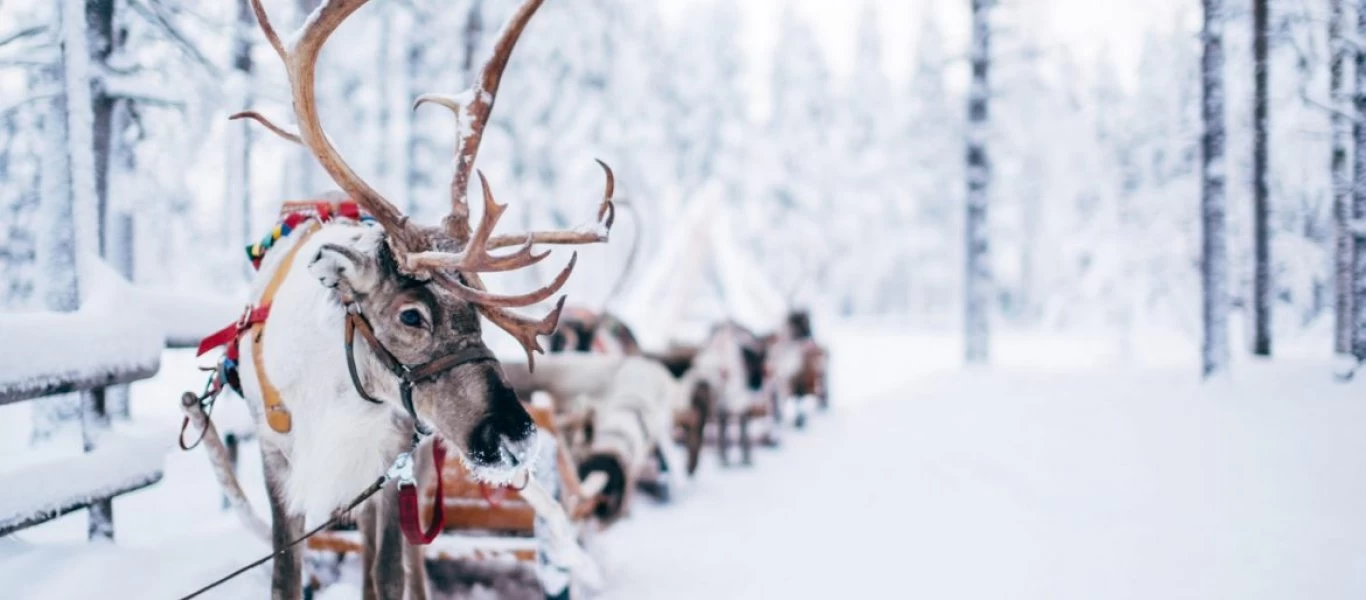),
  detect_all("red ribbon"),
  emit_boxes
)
[398,439,447,545]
